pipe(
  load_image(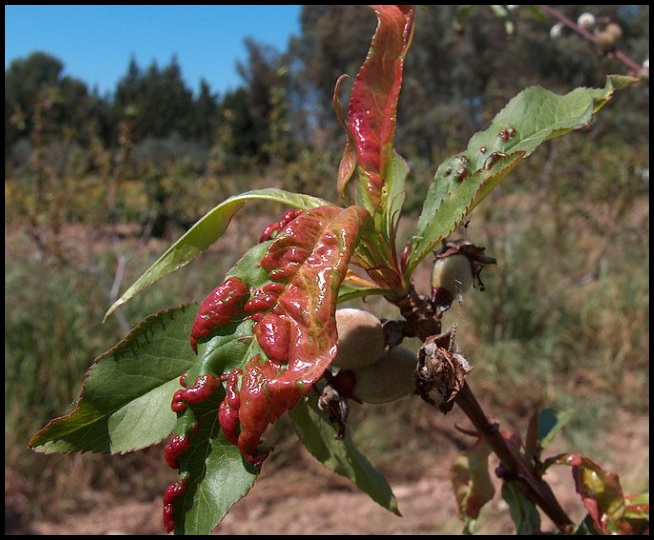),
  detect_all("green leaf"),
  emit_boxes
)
[178,430,258,535]
[525,408,573,464]
[289,394,400,516]
[28,305,198,454]
[382,151,409,248]
[405,75,639,276]
[451,438,496,526]
[501,482,541,535]
[178,429,258,535]
[350,183,407,293]
[536,408,573,454]
[104,188,328,320]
